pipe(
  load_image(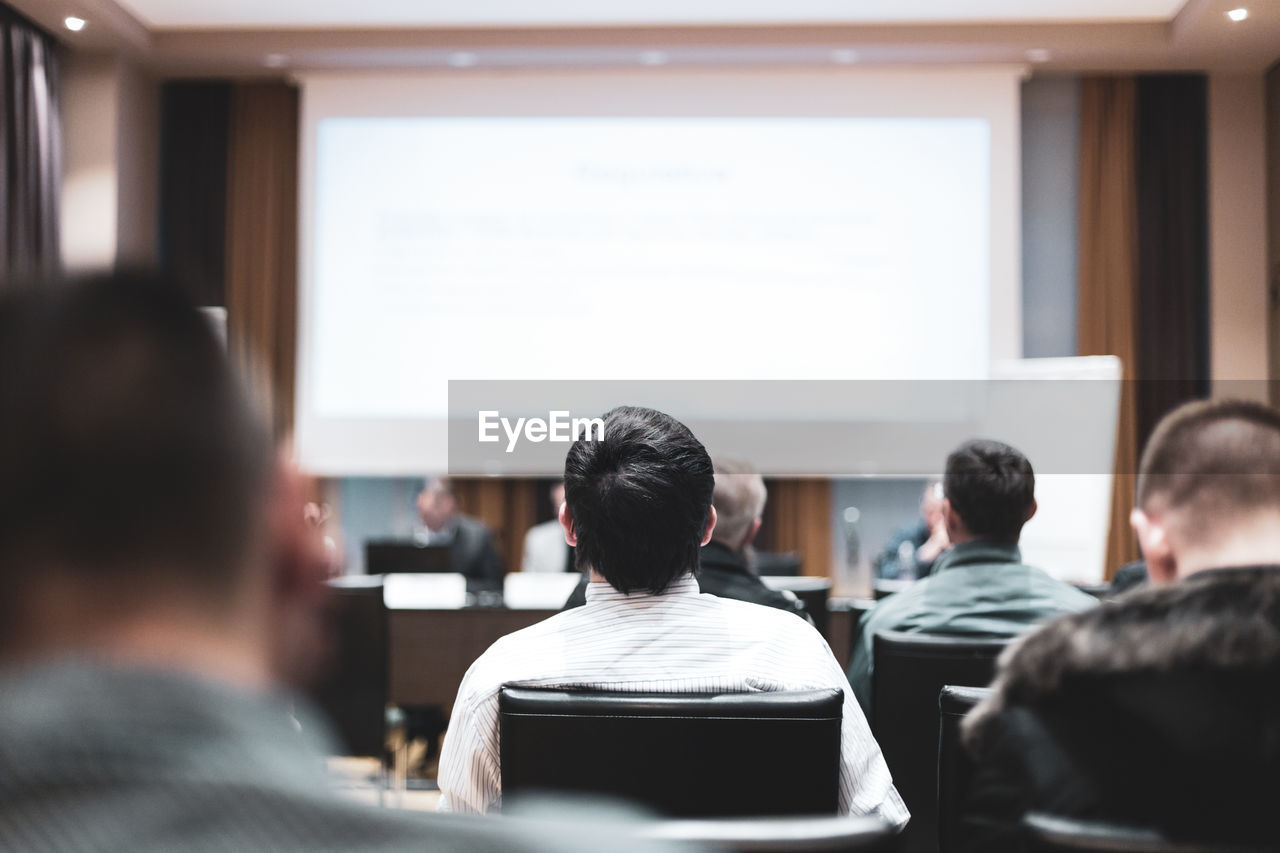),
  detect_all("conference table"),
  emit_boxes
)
[388,607,558,708]
[370,572,865,711]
